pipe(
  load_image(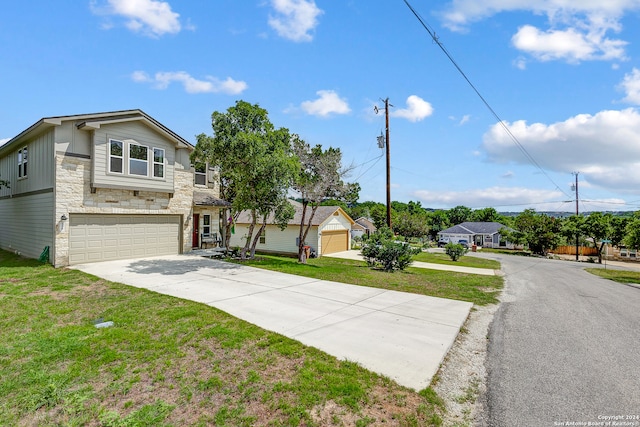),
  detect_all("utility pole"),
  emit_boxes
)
[573,172,579,261]
[375,98,392,230]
